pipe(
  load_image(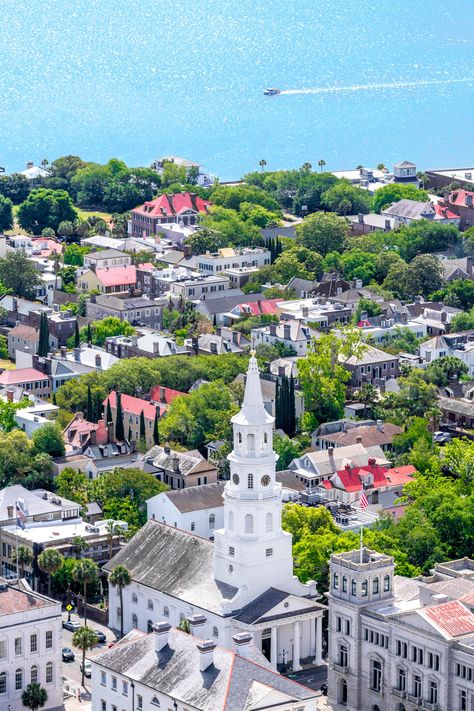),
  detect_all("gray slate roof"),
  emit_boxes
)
[92,627,316,710]
[103,520,239,614]
[235,588,290,624]
[162,482,225,513]
[383,199,435,220]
